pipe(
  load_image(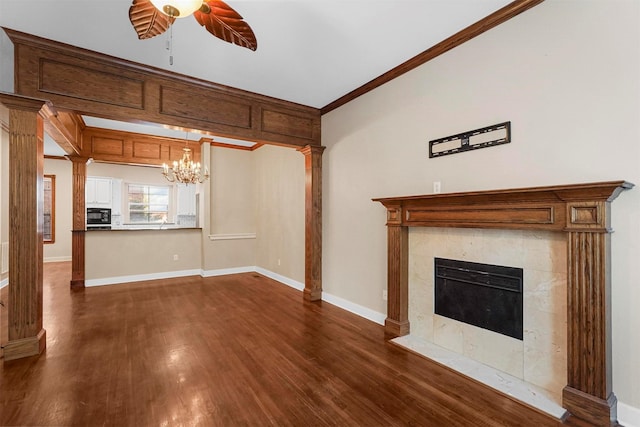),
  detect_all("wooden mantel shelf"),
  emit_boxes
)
[374,180,633,426]
[373,180,633,231]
